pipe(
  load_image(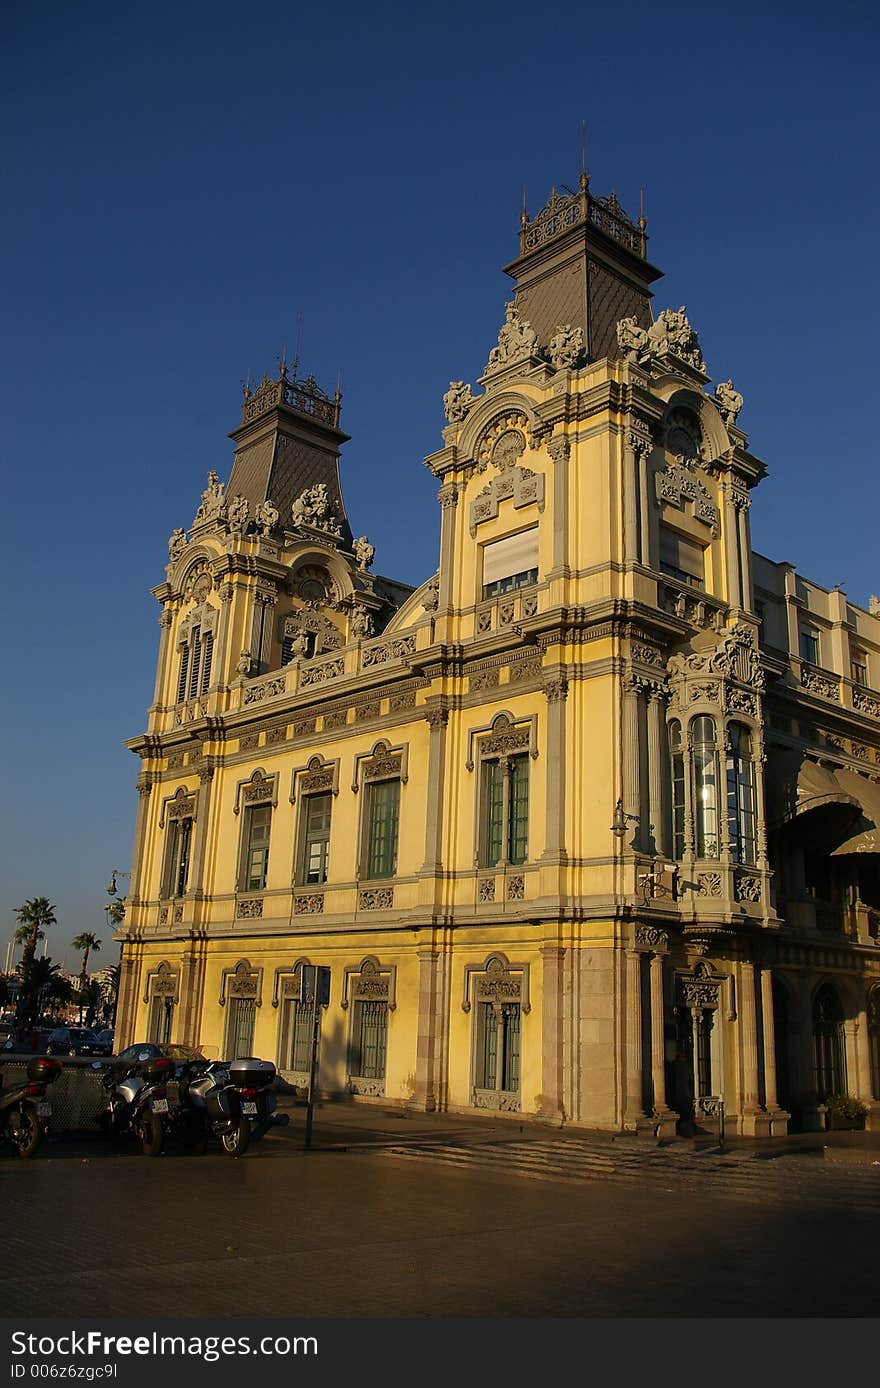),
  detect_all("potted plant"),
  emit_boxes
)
[824,1094,868,1131]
